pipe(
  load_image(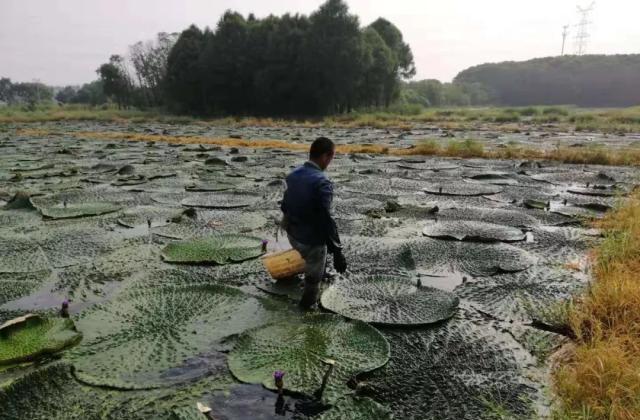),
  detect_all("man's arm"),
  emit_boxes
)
[318,178,341,254]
